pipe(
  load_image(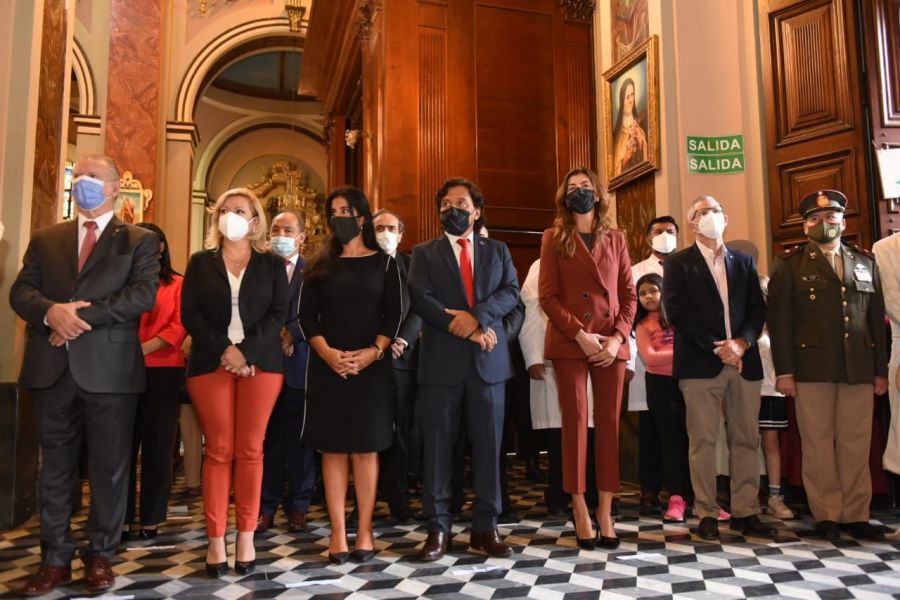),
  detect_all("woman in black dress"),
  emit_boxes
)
[300,186,402,564]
